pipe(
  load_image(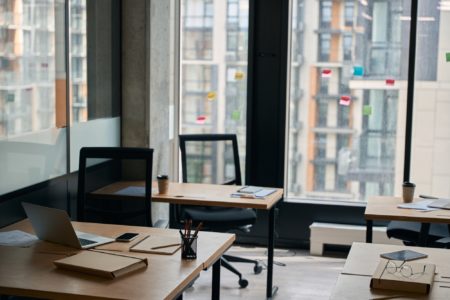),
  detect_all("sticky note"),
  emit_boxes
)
[206,91,216,101]
[196,115,206,124]
[234,71,244,80]
[339,95,351,106]
[446,52,450,62]
[353,66,364,77]
[231,110,241,121]
[321,69,332,78]
[385,78,395,86]
[363,105,372,116]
